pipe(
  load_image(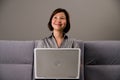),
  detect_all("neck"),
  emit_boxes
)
[53,31,64,39]
[53,31,64,47]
